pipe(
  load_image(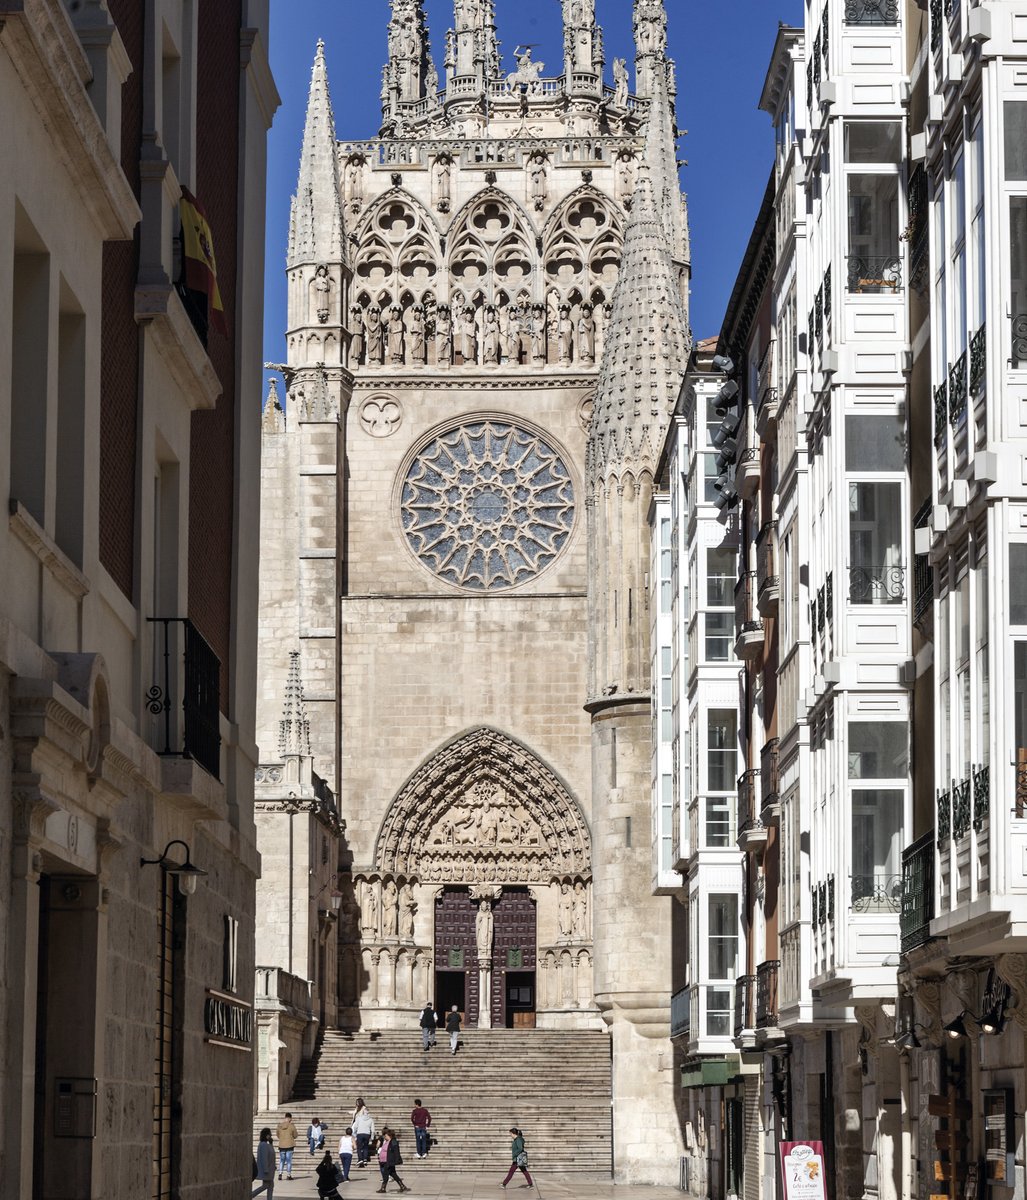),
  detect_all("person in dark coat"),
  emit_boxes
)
[375,1129,410,1193]
[419,1002,438,1050]
[315,1150,343,1199]
[445,1004,462,1054]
